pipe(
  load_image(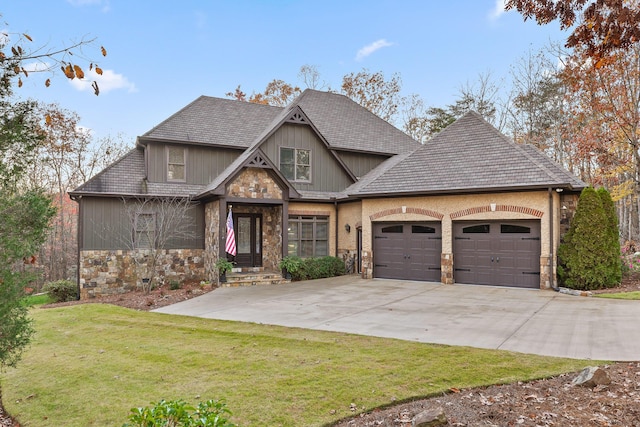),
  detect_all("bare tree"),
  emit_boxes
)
[298,64,327,90]
[121,196,199,294]
[341,69,403,123]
